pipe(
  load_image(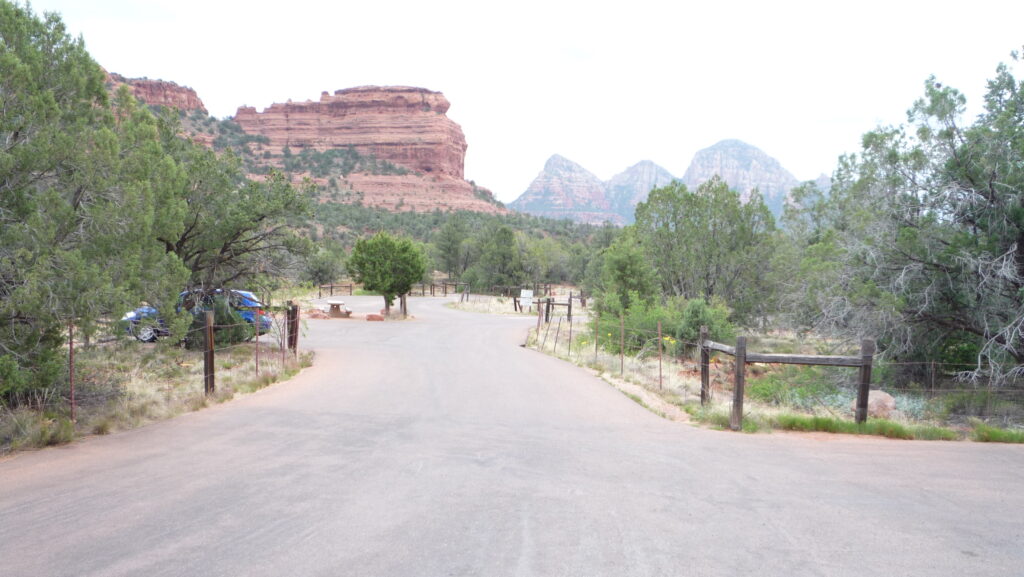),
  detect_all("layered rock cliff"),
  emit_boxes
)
[106,72,207,114]
[231,86,503,214]
[234,86,467,178]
